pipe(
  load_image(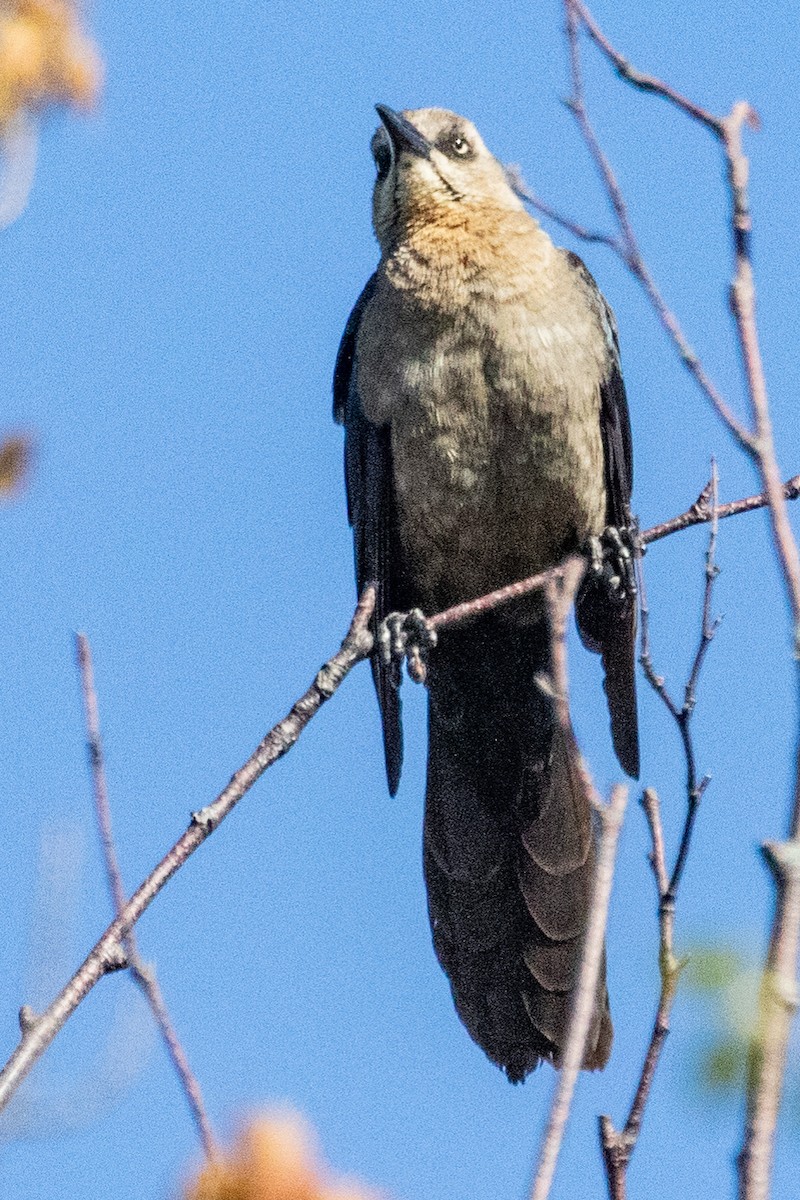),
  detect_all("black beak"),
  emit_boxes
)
[375,105,431,159]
